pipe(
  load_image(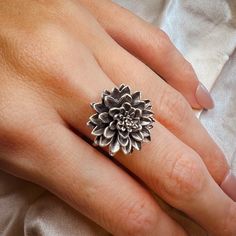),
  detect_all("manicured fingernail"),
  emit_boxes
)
[195,83,214,109]
[220,169,236,201]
